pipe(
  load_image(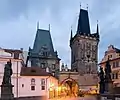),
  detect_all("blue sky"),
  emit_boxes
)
[0,0,120,67]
